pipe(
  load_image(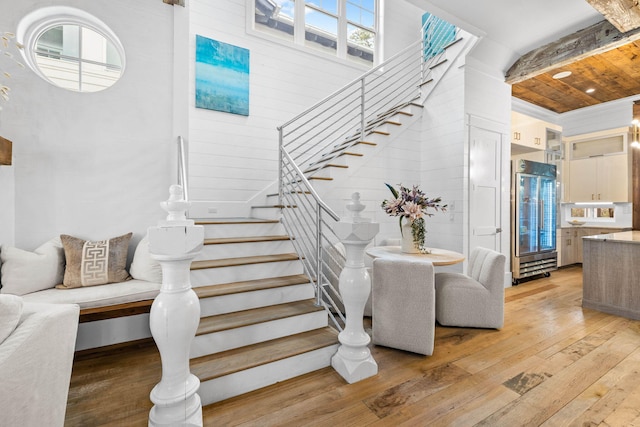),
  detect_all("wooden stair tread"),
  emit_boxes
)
[419,78,434,87]
[204,235,290,245]
[191,253,299,270]
[251,204,297,209]
[191,327,339,381]
[194,274,310,299]
[196,299,323,336]
[267,191,311,197]
[304,163,349,174]
[308,176,333,181]
[195,218,279,225]
[443,36,463,50]
[318,151,364,162]
[328,141,376,156]
[429,58,448,69]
